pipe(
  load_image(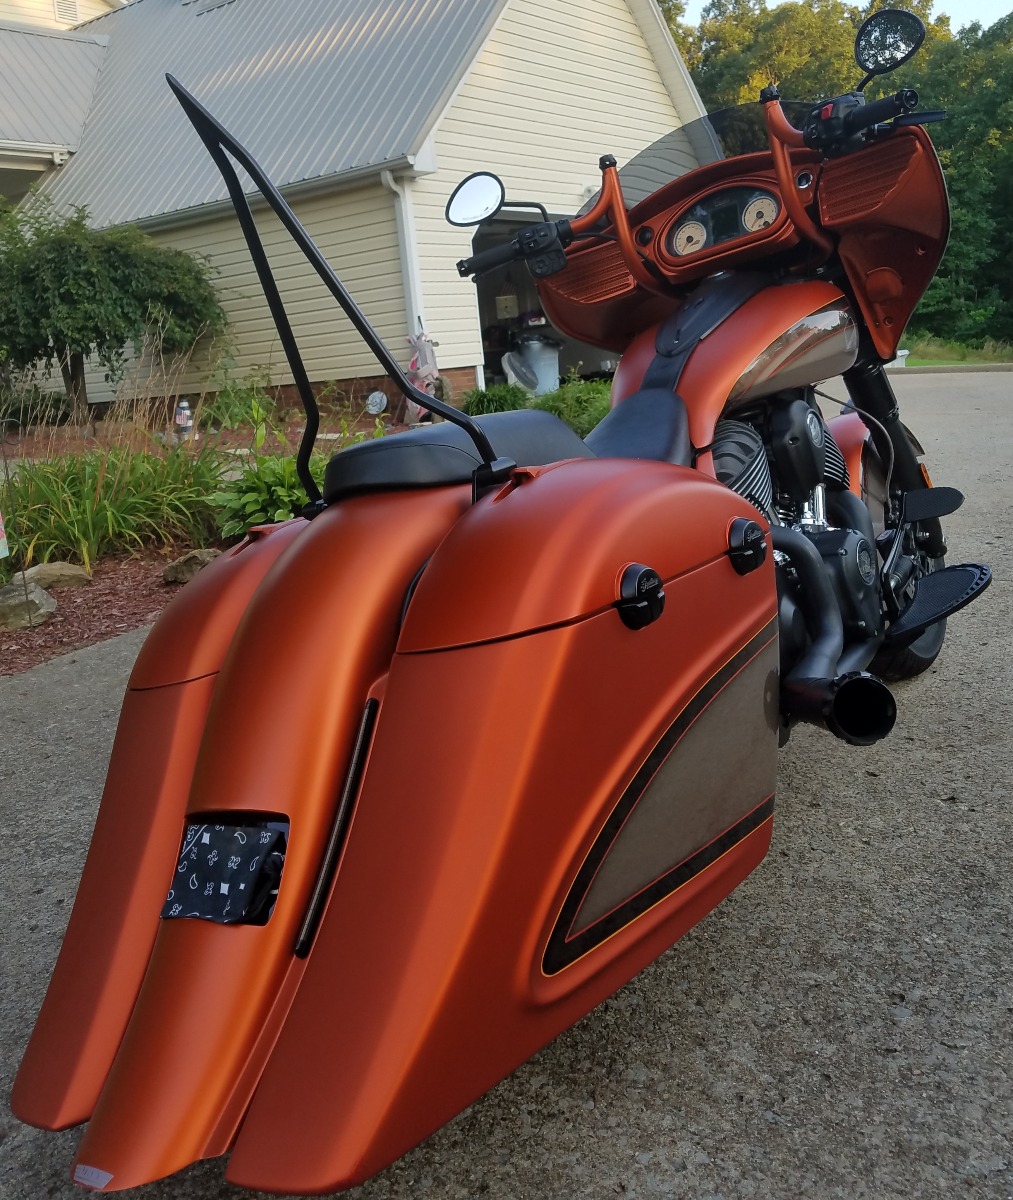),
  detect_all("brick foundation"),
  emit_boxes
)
[269,367,480,418]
